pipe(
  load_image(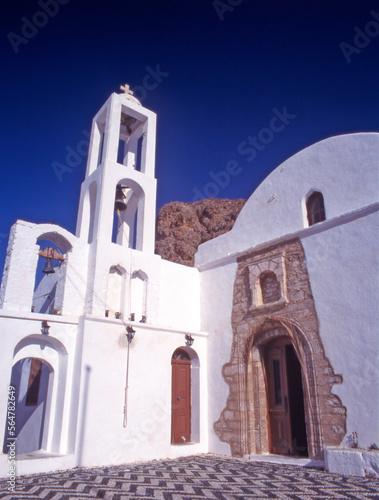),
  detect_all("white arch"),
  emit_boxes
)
[12,335,68,454]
